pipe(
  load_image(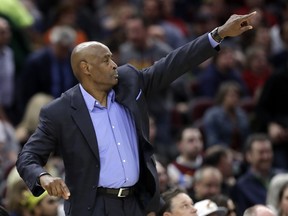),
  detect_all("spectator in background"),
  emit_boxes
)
[0,17,15,120]
[97,1,138,46]
[0,107,20,200]
[276,182,288,216]
[158,187,197,216]
[210,194,237,216]
[196,45,248,98]
[156,160,172,194]
[161,0,189,37]
[242,46,272,99]
[43,2,88,46]
[203,145,236,196]
[0,0,33,77]
[19,25,77,114]
[142,0,187,49]
[119,16,172,68]
[243,204,276,216]
[3,167,29,216]
[203,81,250,153]
[21,190,59,216]
[270,19,288,73]
[191,166,223,203]
[232,133,282,216]
[167,127,204,194]
[266,173,288,214]
[194,199,227,216]
[15,93,53,146]
[270,2,288,55]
